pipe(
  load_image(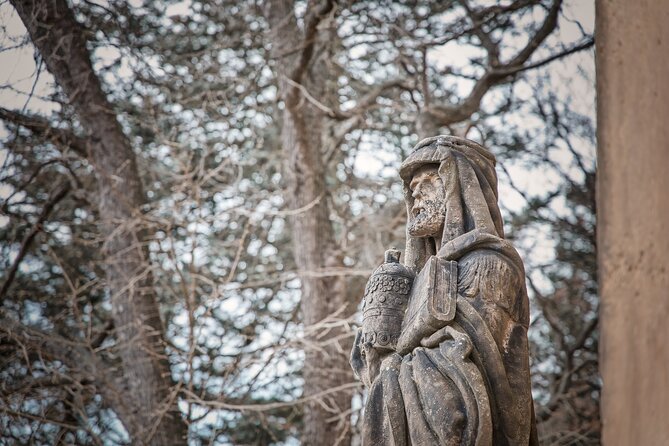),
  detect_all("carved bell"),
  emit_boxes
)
[362,249,414,351]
